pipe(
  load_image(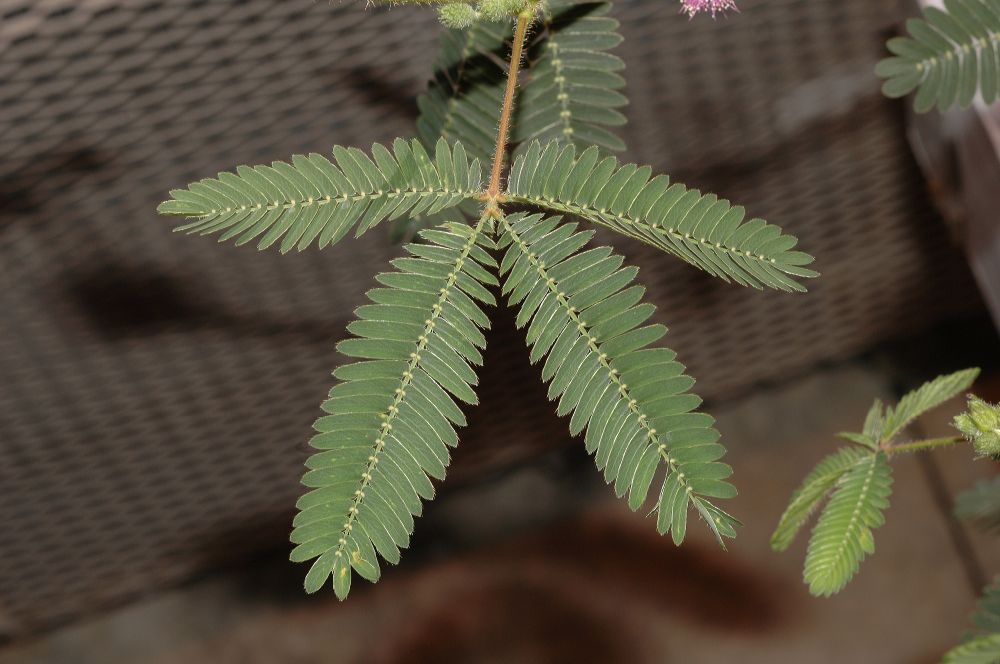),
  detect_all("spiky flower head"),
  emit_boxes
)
[680,0,737,17]
[954,395,1000,458]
